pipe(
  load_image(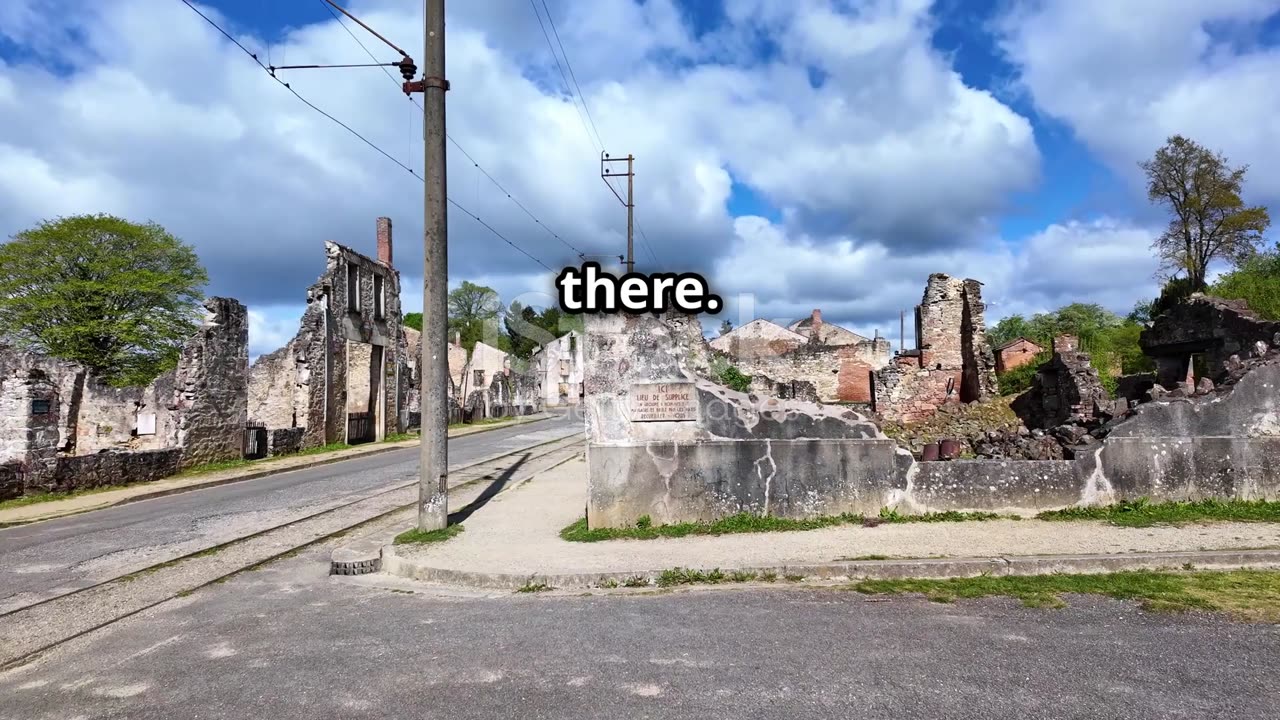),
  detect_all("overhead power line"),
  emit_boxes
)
[319,0,584,260]
[529,1,661,268]
[180,0,555,272]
